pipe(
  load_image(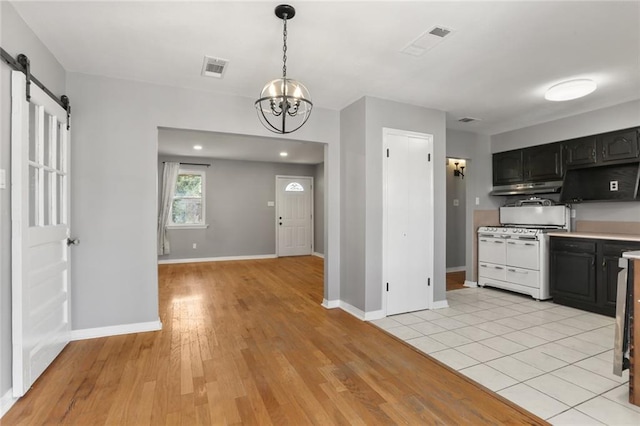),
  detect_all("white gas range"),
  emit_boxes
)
[477,203,571,300]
